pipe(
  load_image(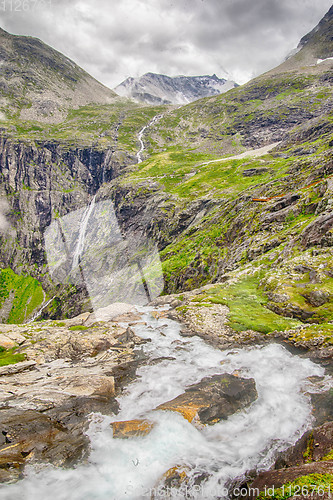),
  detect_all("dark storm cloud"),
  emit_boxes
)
[0,0,331,87]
